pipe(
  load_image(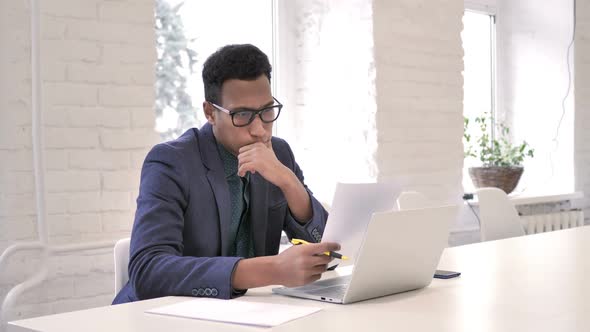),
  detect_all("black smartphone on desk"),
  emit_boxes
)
[434,269,461,279]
